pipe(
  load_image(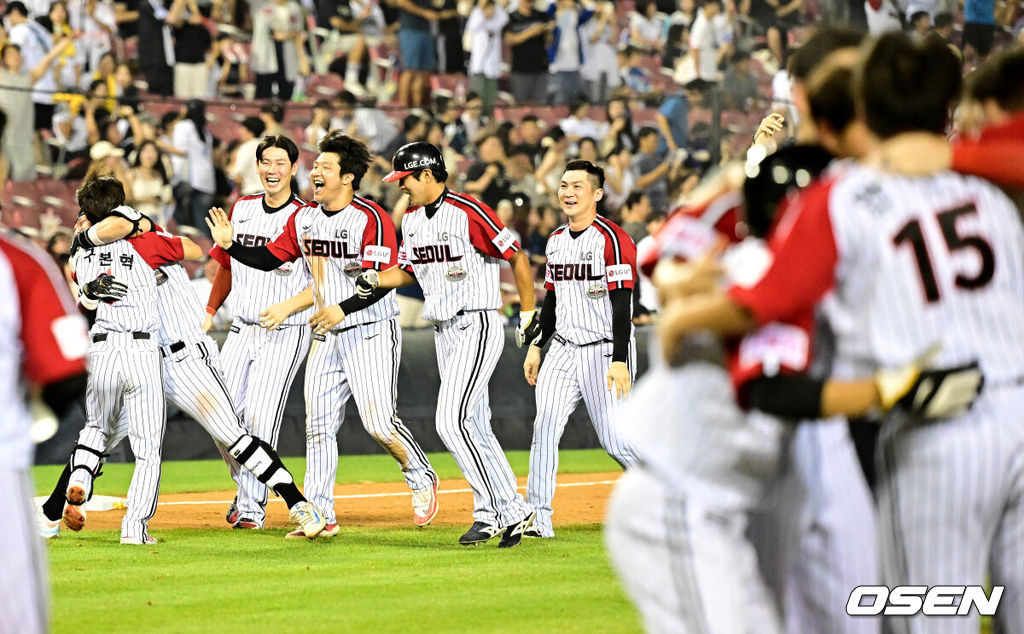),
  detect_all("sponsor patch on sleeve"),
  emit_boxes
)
[606,264,633,282]
[51,314,90,361]
[364,245,392,264]
[492,227,516,252]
